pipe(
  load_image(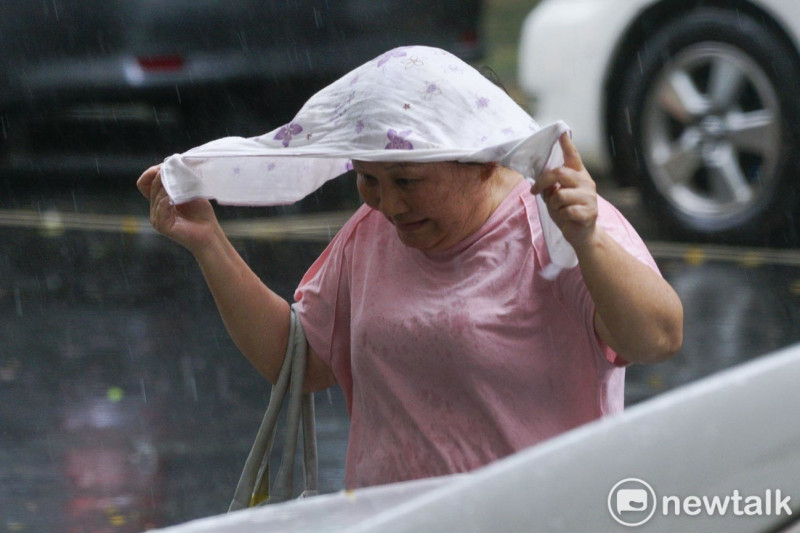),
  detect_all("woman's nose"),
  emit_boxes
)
[377,184,407,219]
